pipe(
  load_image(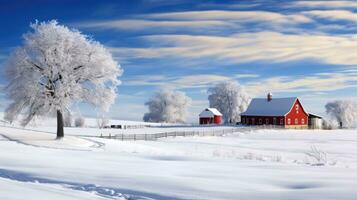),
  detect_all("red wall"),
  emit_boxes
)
[214,116,222,124]
[200,116,221,125]
[241,116,285,125]
[285,99,308,126]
